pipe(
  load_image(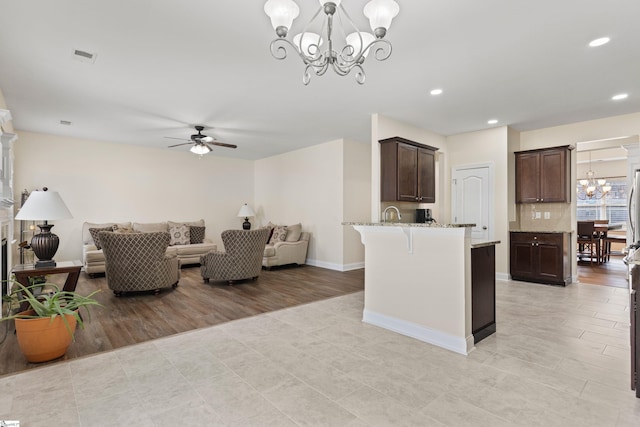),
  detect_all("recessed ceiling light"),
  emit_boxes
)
[612,93,628,101]
[487,119,498,125]
[589,37,610,47]
[430,88,443,96]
